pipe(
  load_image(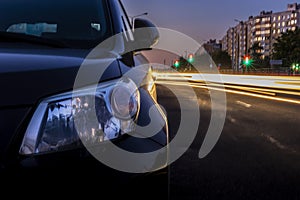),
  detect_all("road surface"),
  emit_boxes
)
[156,77,300,200]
